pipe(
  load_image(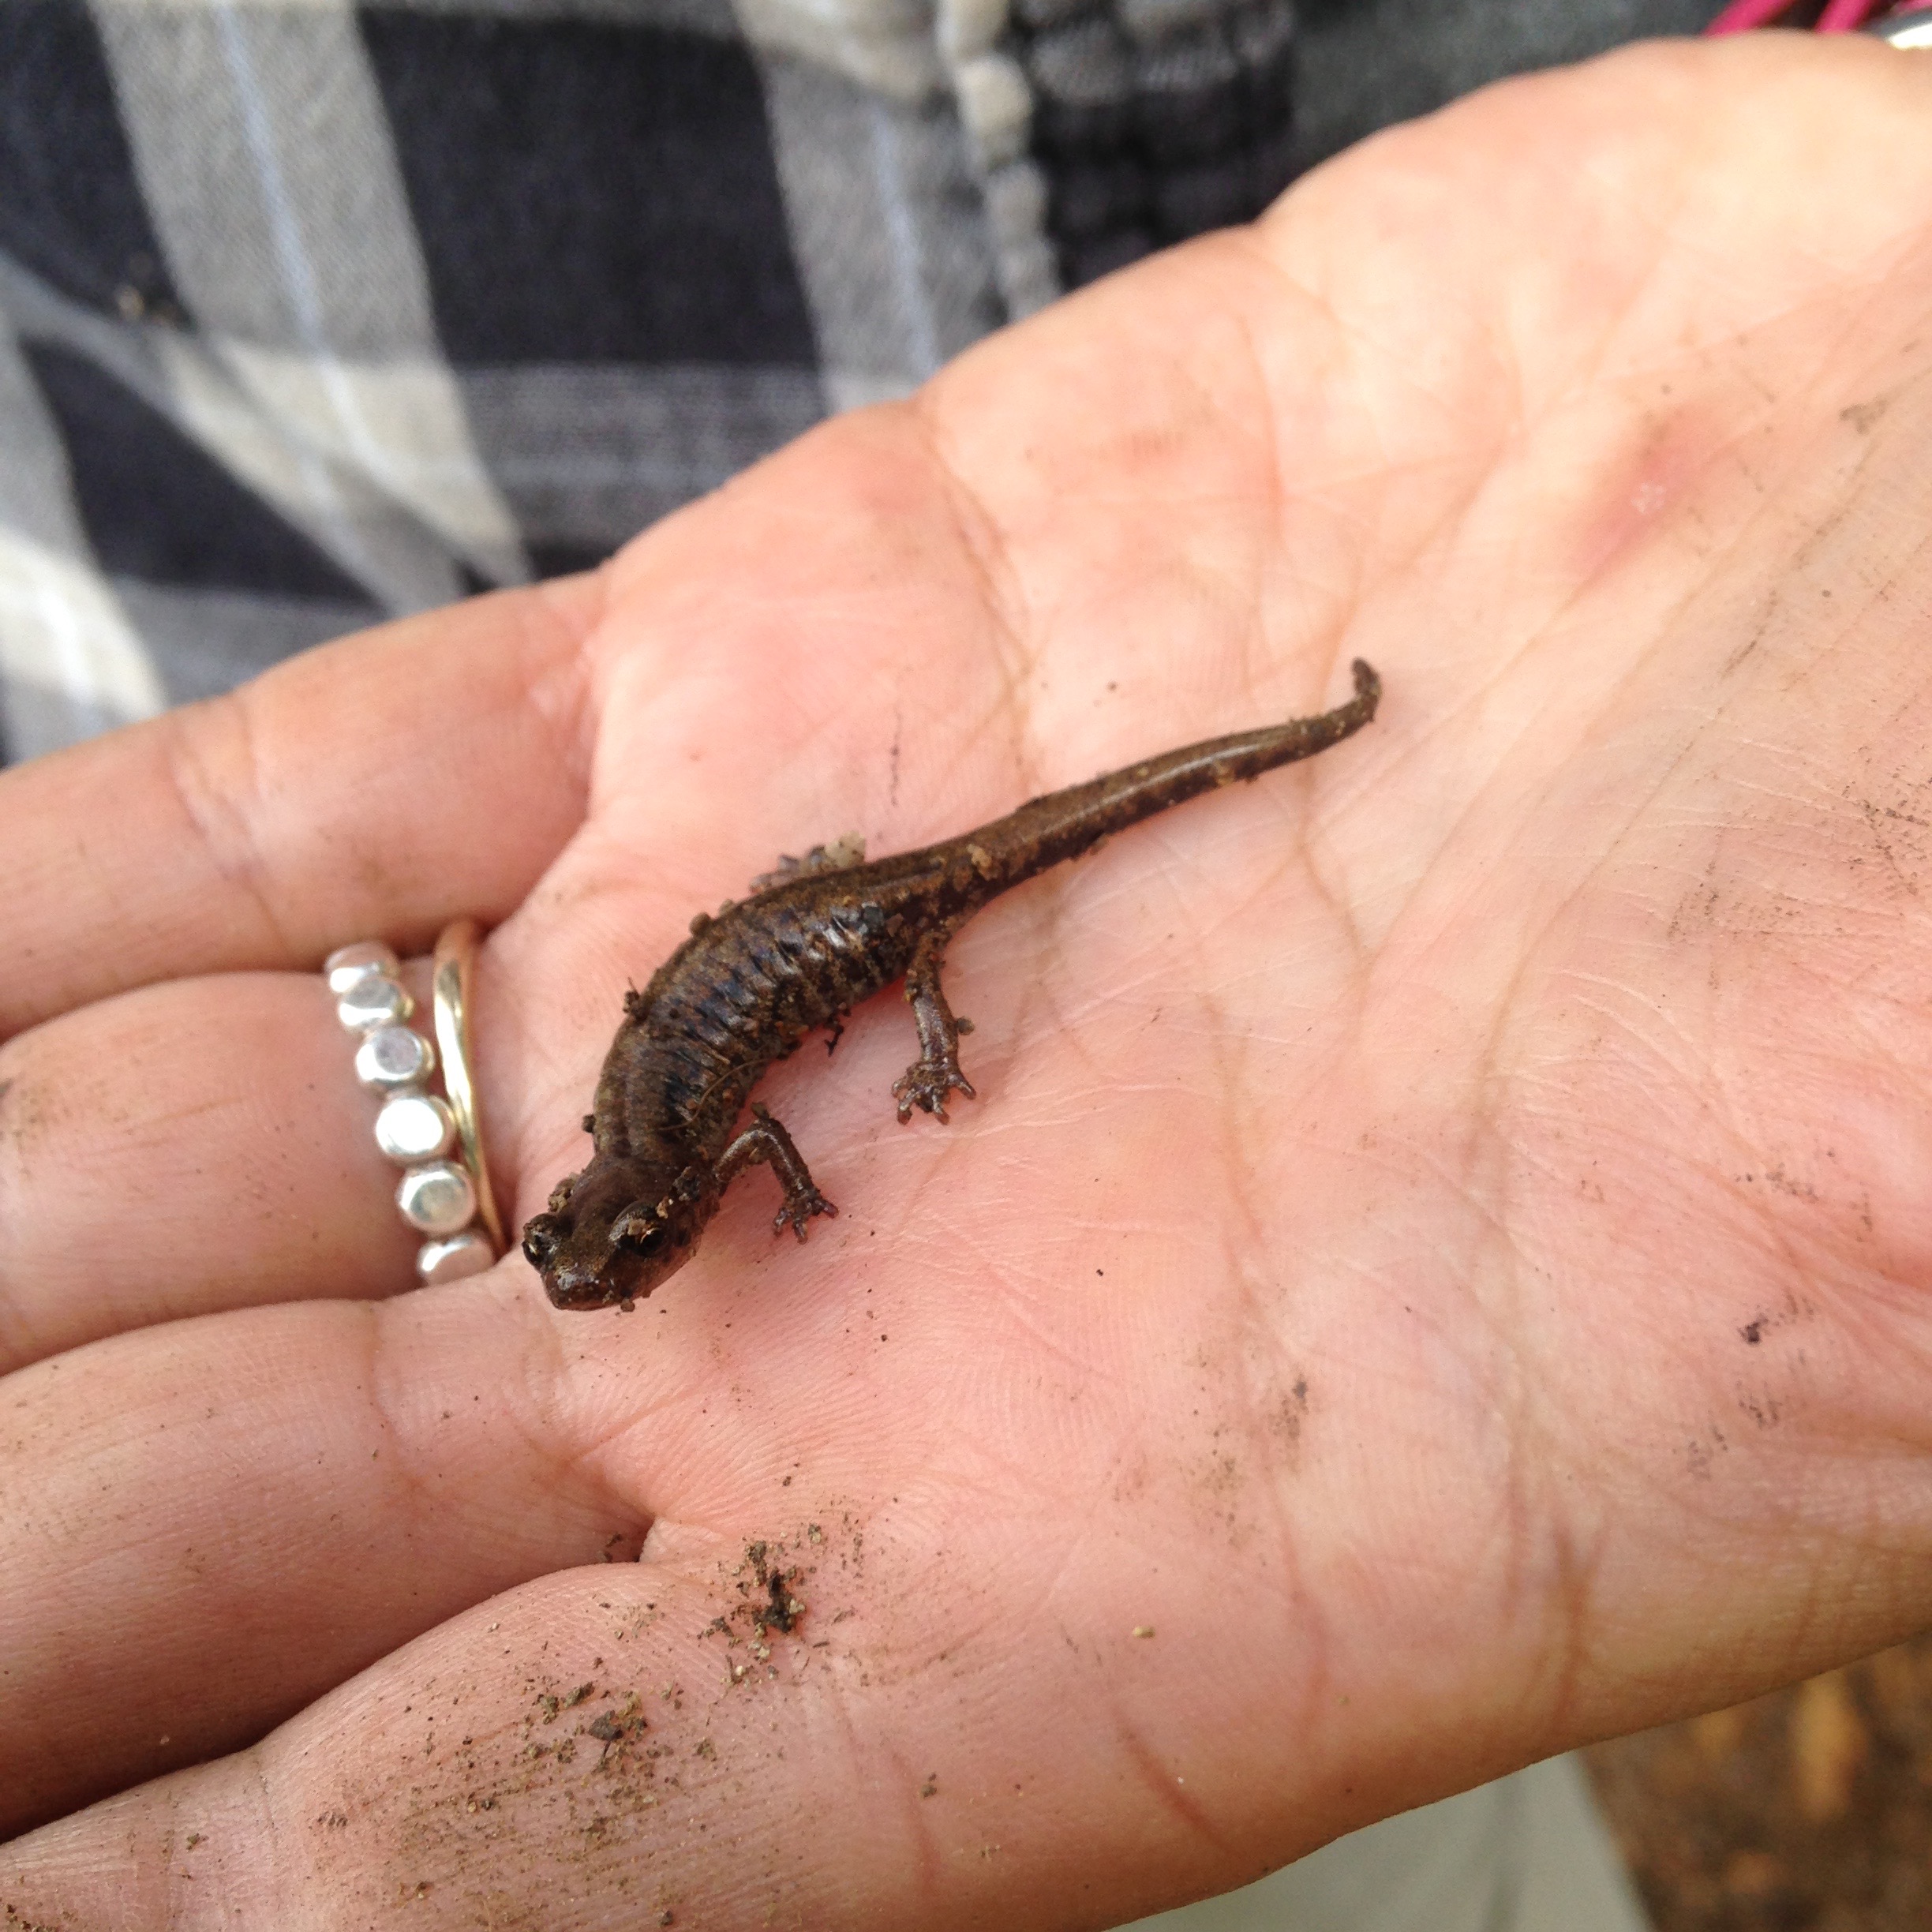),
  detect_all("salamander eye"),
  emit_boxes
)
[609,1204,672,1258]
[521,1215,560,1267]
